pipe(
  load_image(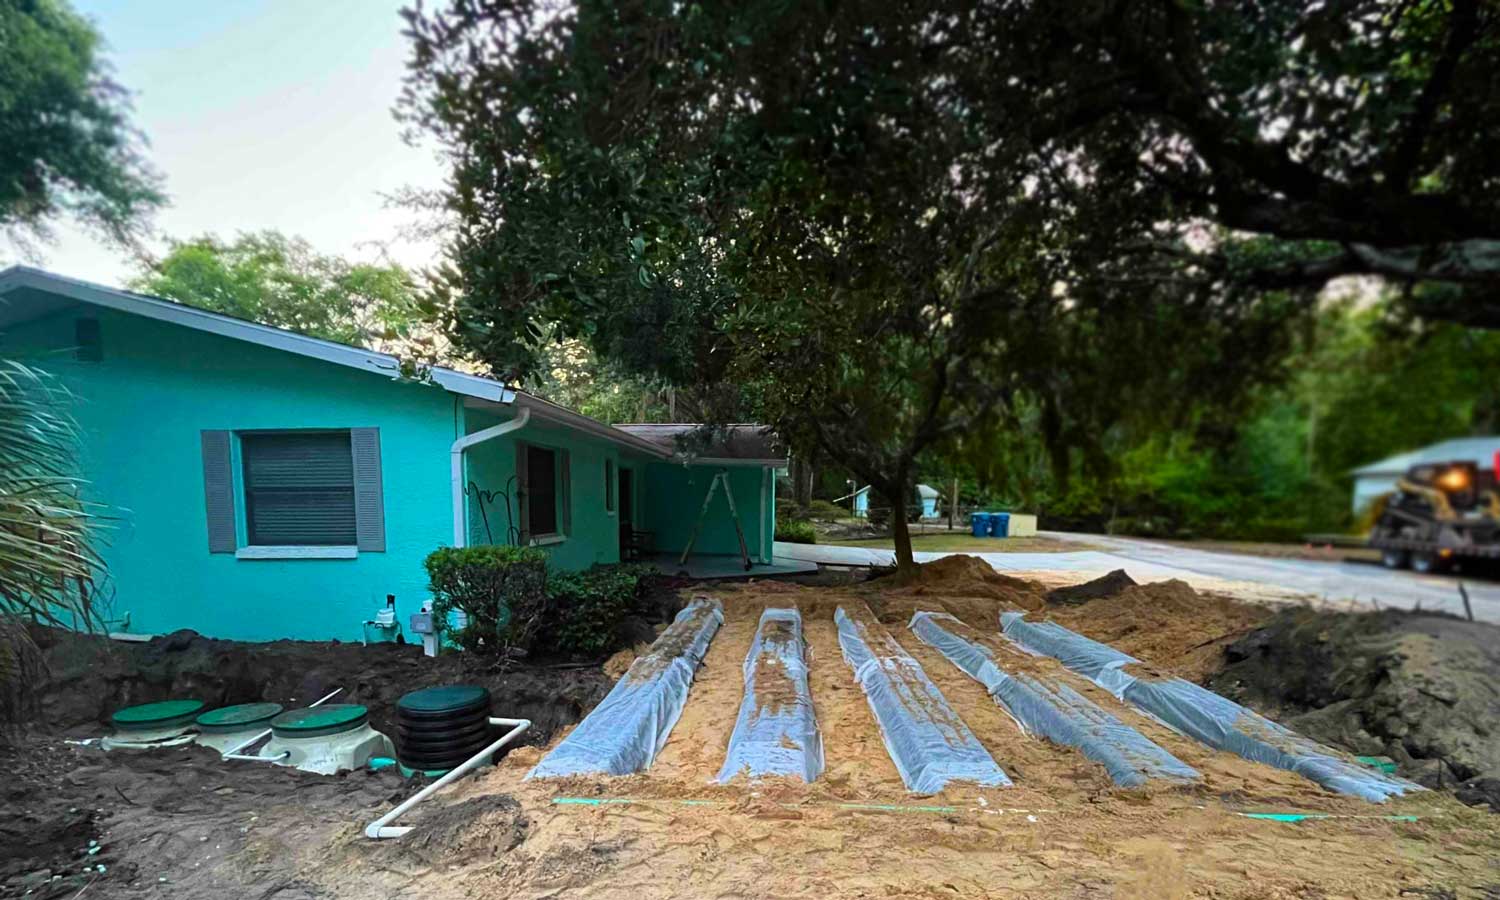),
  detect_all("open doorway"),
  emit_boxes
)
[618,467,636,556]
